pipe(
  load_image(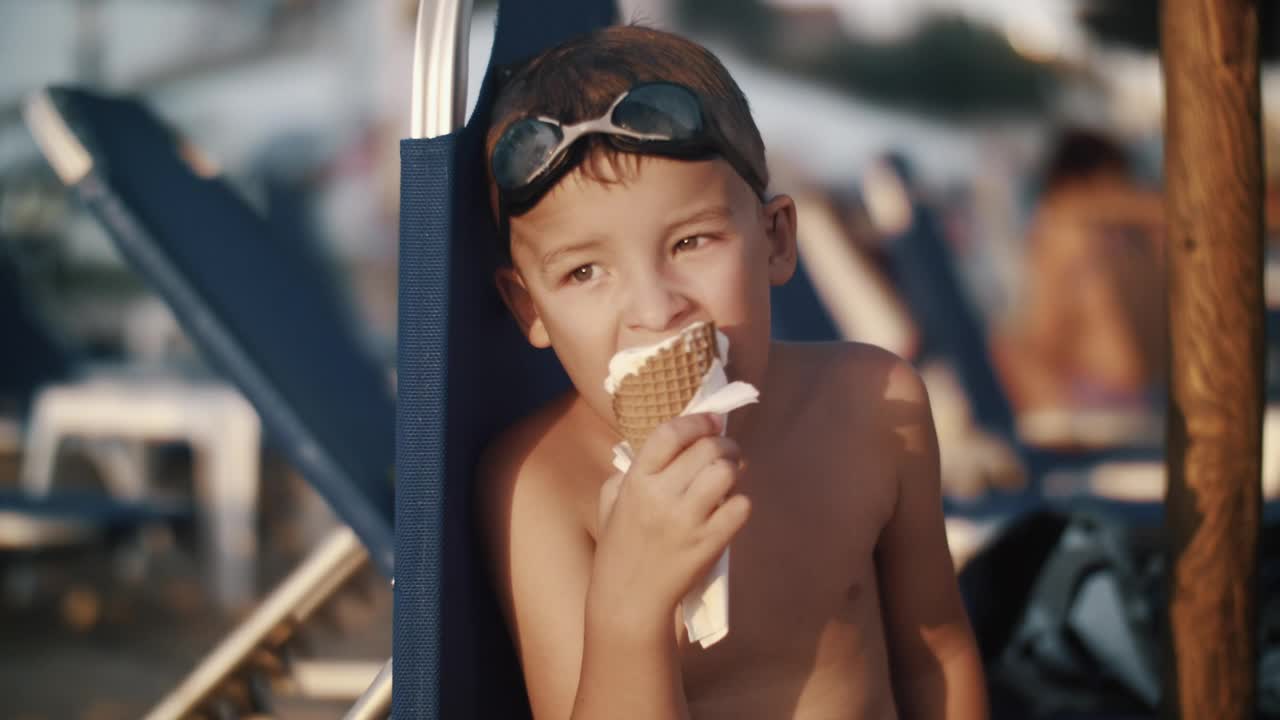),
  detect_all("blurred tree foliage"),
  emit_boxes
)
[1079,0,1279,60]
[676,0,1057,120]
